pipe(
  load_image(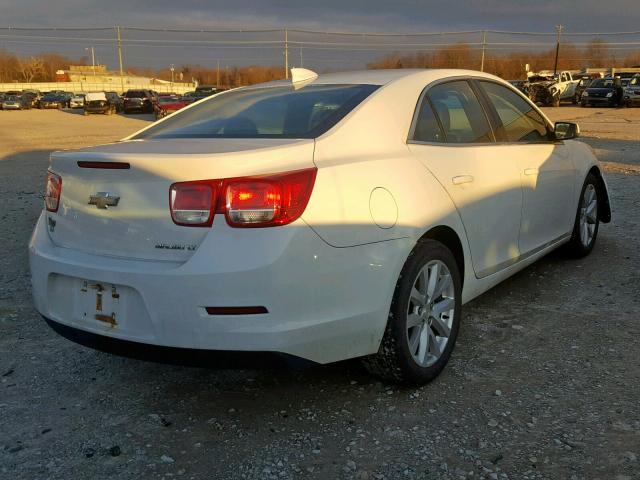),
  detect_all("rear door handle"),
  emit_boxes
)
[524,168,539,176]
[452,175,474,185]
